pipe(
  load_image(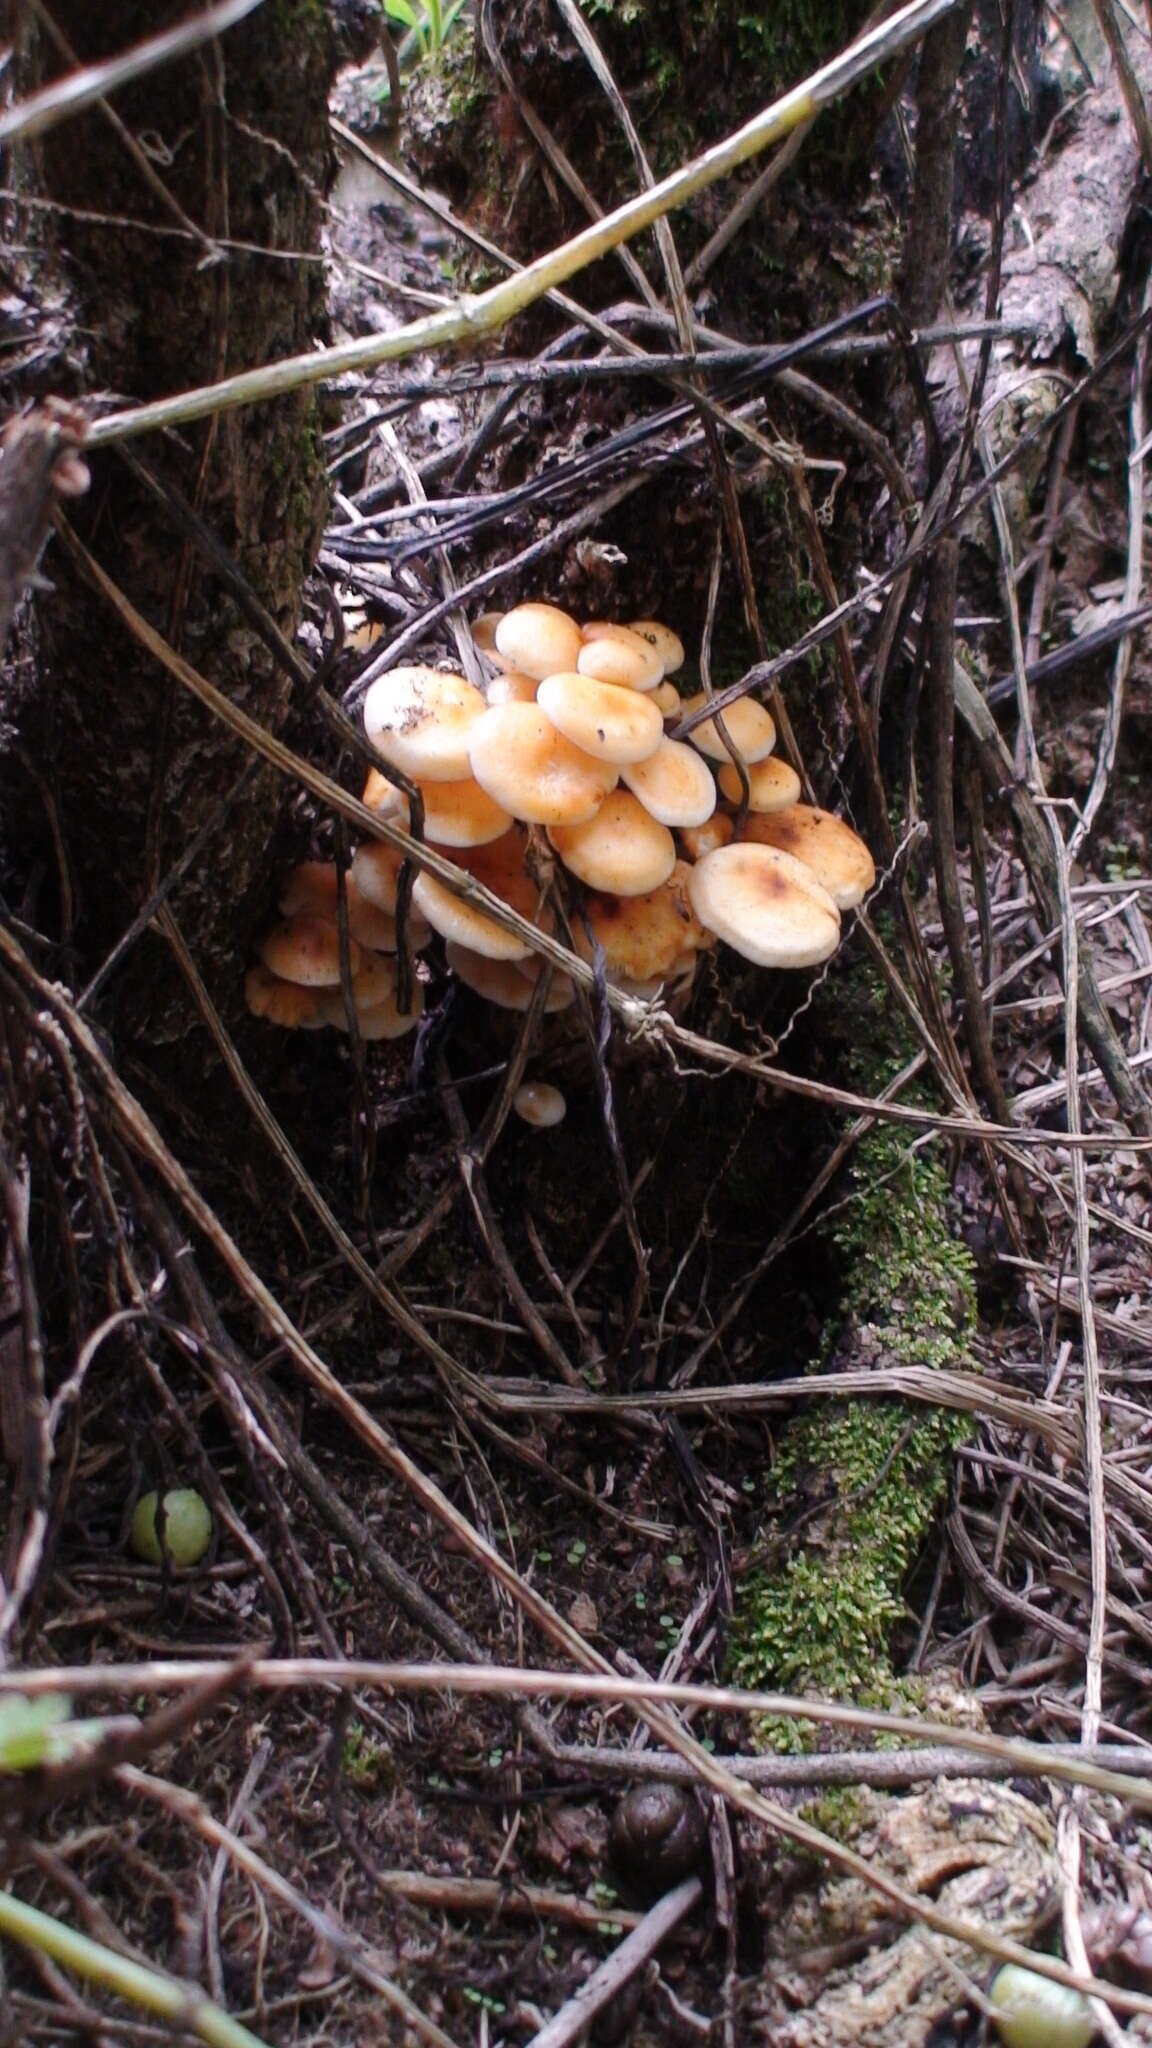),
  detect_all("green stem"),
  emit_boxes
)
[0,1890,271,2048]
